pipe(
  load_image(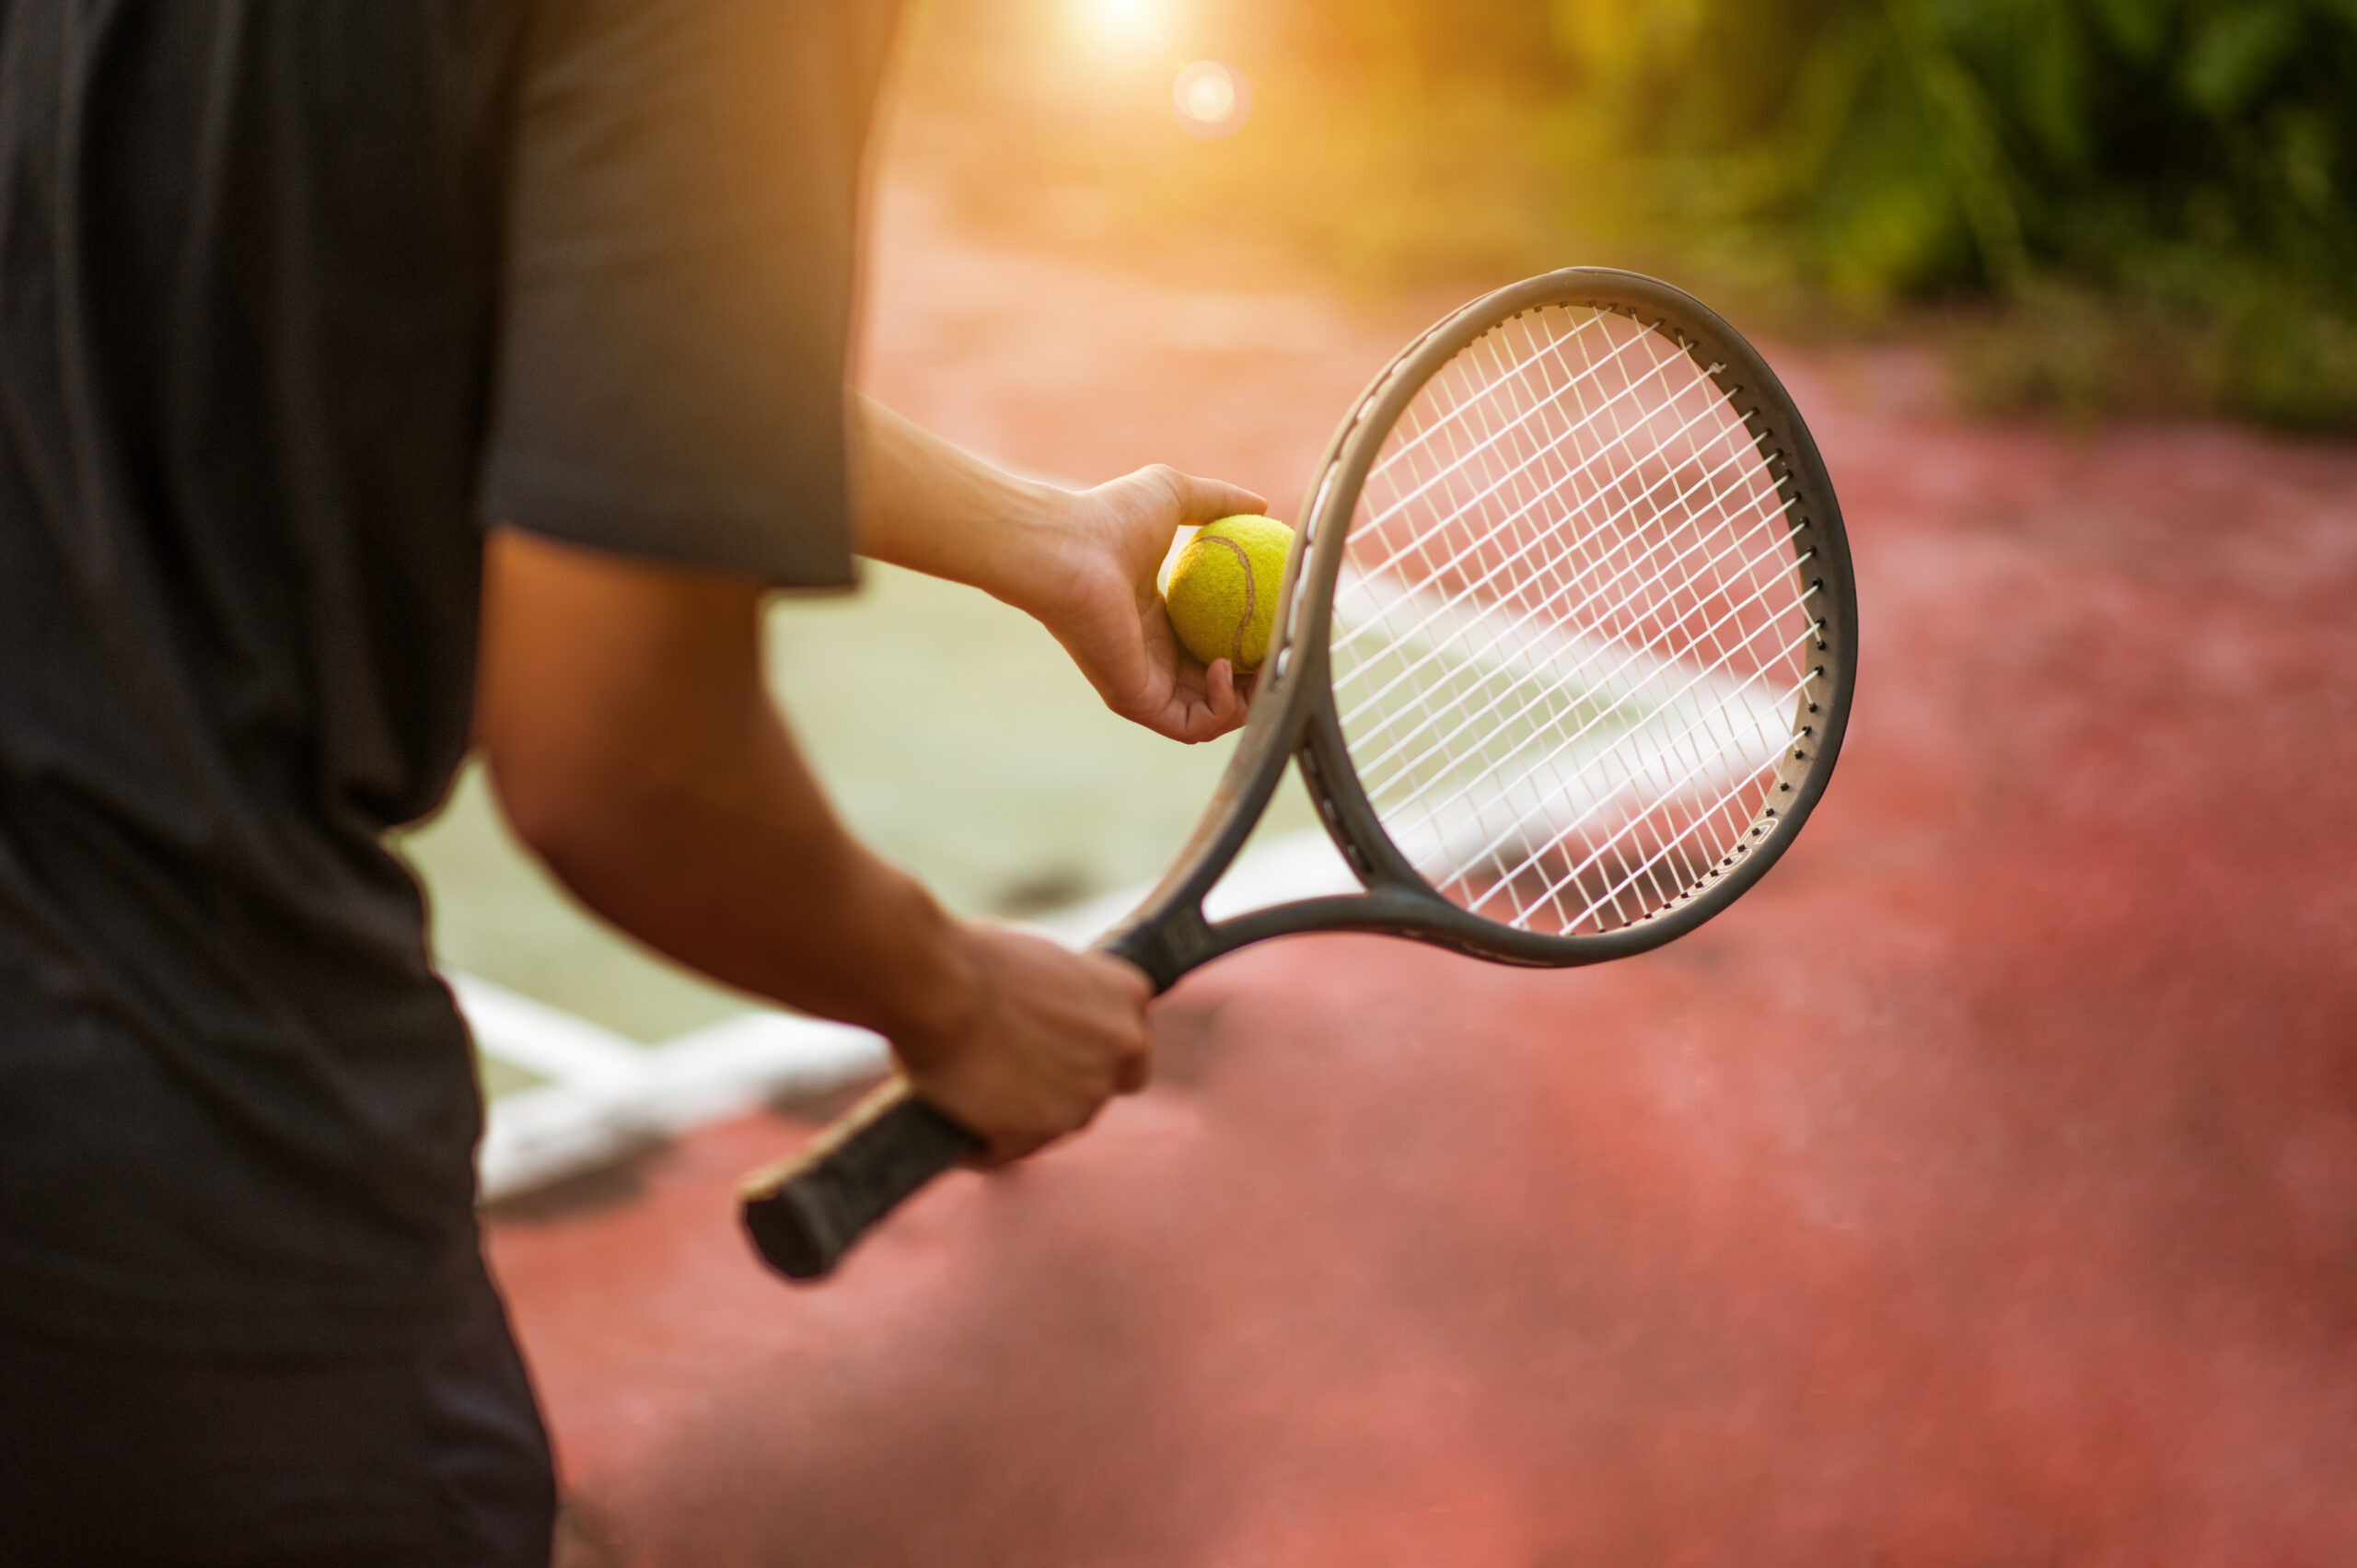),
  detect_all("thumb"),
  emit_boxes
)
[1174,471,1270,527]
